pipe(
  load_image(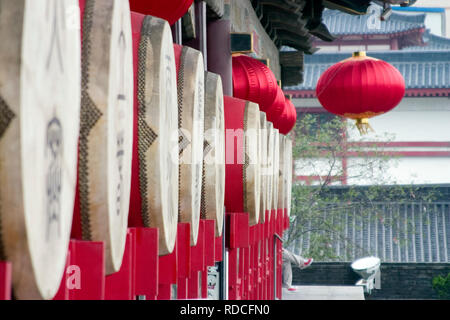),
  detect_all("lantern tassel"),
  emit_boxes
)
[355,118,374,135]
